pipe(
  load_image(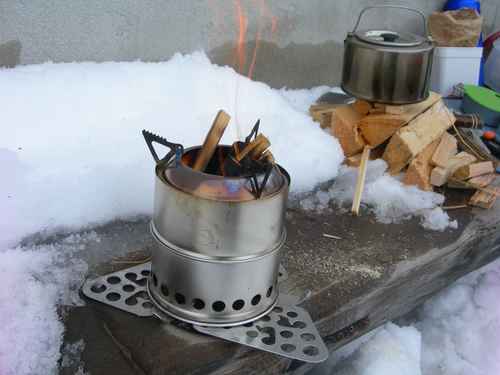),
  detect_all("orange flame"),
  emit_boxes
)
[231,0,277,79]
[234,0,248,74]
